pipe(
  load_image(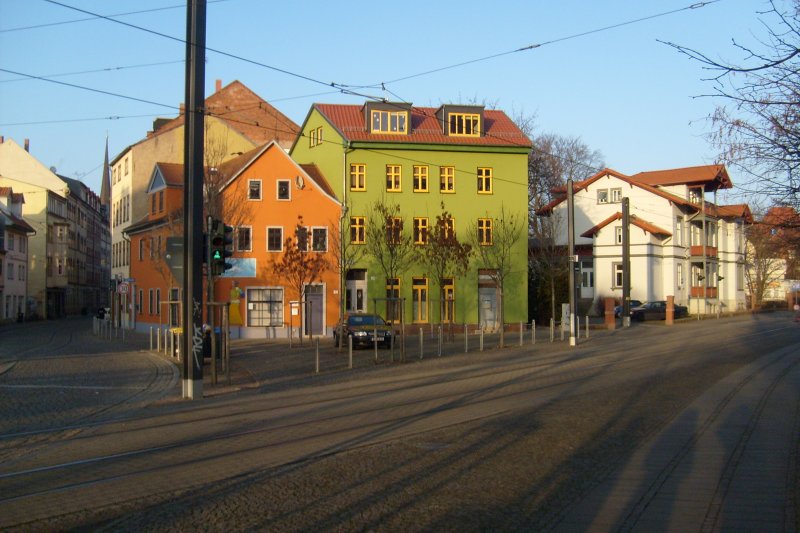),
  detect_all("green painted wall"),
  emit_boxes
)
[291,107,530,326]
